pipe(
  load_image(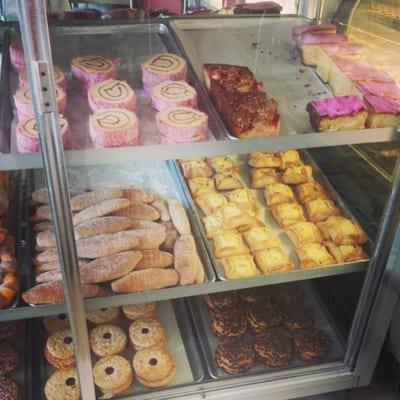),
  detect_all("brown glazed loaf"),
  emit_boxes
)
[69,188,123,211]
[168,199,191,235]
[120,185,154,203]
[136,249,174,270]
[111,268,179,293]
[126,229,166,250]
[112,202,160,221]
[173,234,198,285]
[80,251,143,283]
